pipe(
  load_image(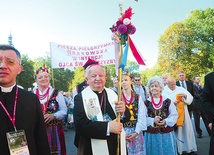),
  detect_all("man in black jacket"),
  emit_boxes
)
[192,76,211,138]
[201,72,214,155]
[0,45,50,155]
[176,71,194,117]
